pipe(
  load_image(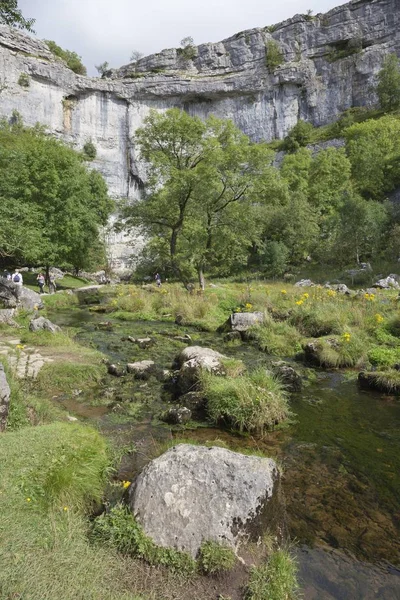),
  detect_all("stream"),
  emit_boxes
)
[50,306,400,600]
